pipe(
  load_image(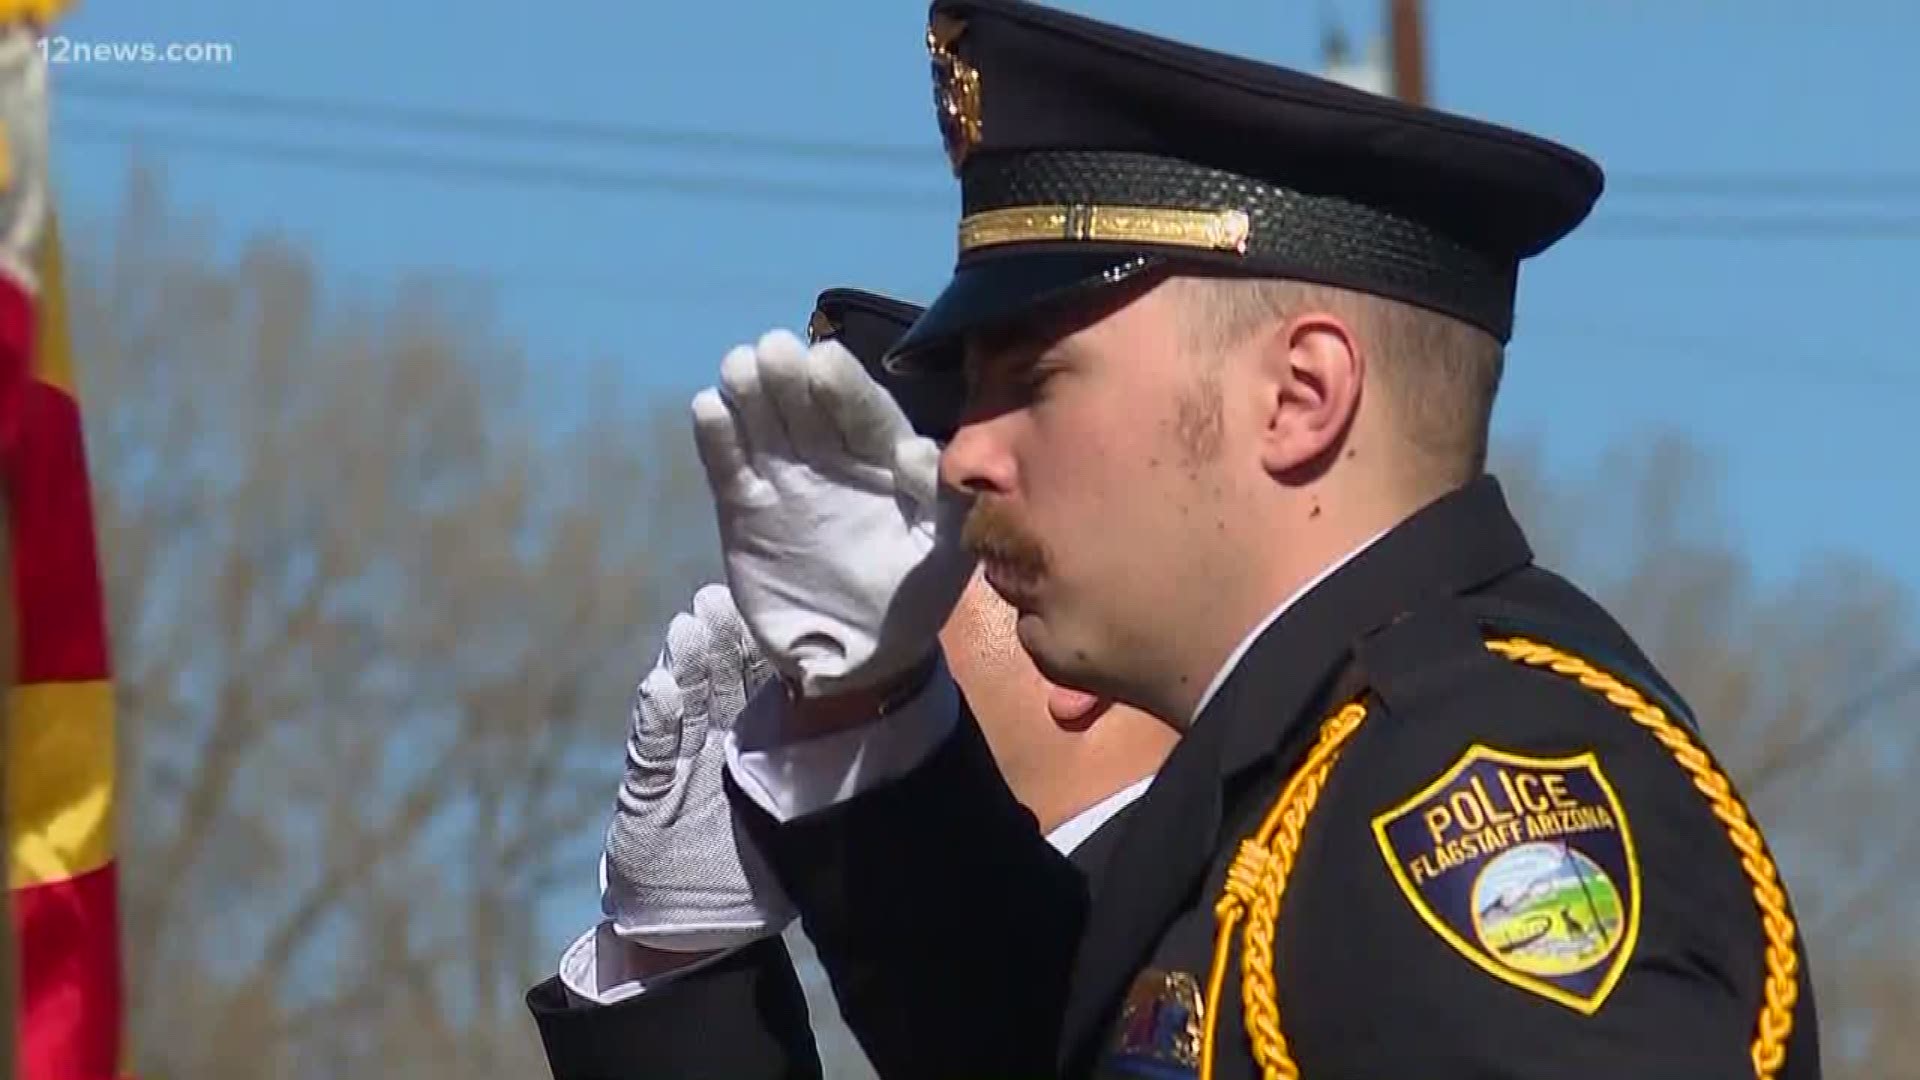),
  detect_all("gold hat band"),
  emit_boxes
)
[957,204,1252,256]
